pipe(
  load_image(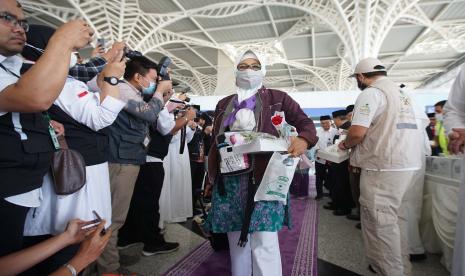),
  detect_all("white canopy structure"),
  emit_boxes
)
[20,0,465,95]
